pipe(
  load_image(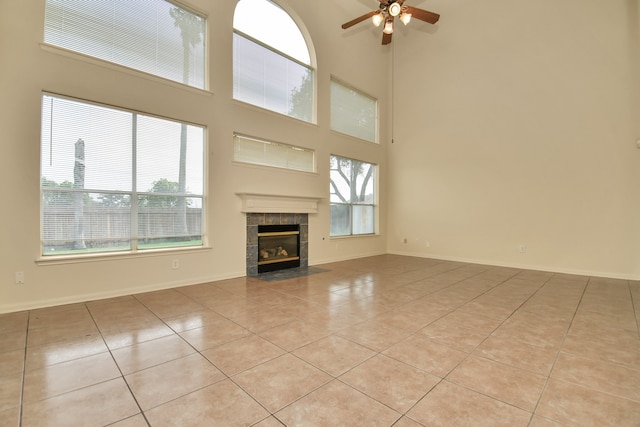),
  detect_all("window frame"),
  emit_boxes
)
[39,93,207,259]
[329,155,377,238]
